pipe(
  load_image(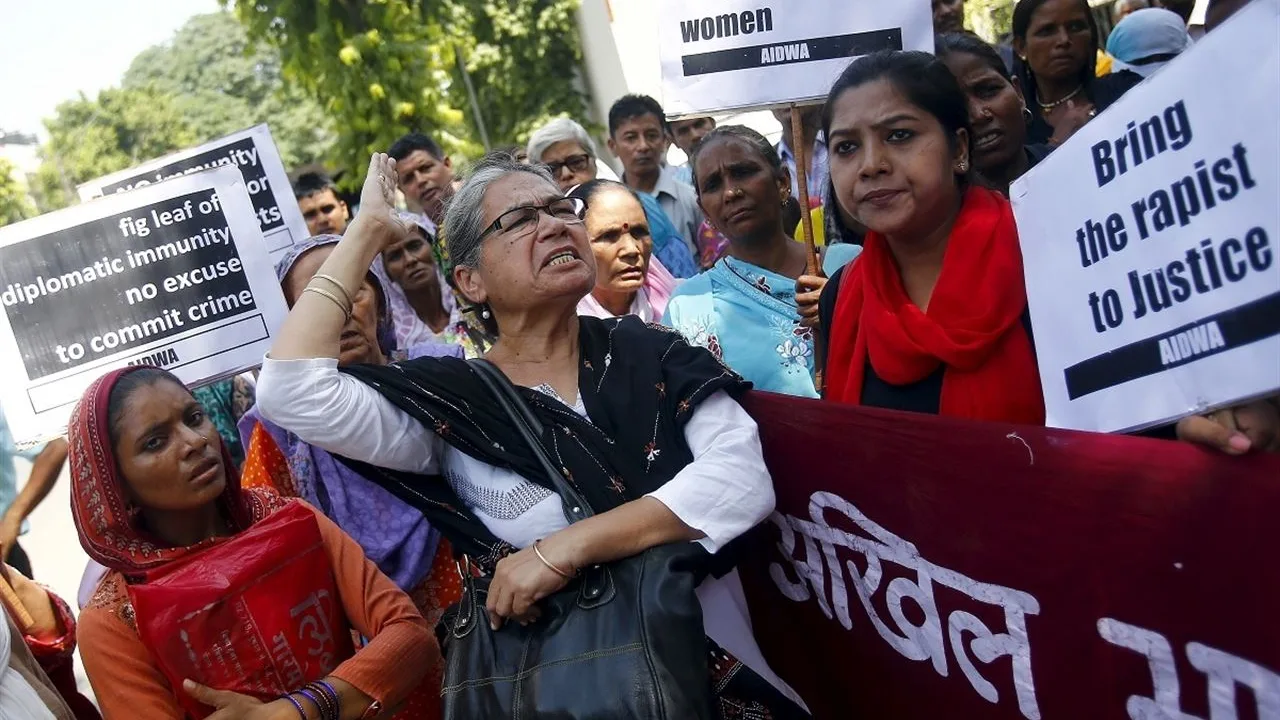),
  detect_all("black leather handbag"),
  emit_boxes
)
[437,359,714,720]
